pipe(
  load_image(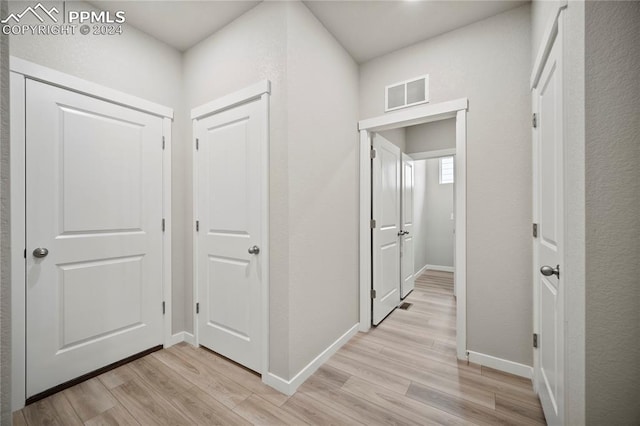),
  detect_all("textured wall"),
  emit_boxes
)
[0,0,11,422]
[585,2,640,424]
[360,5,533,365]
